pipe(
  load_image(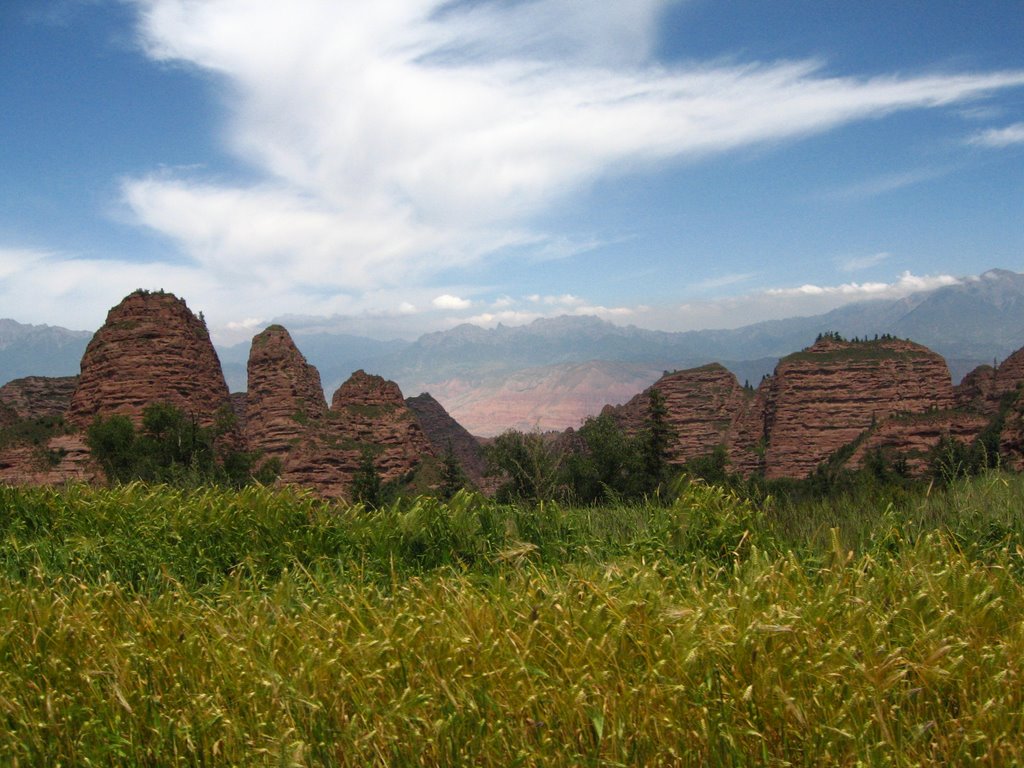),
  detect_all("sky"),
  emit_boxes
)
[1,0,1022,344]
